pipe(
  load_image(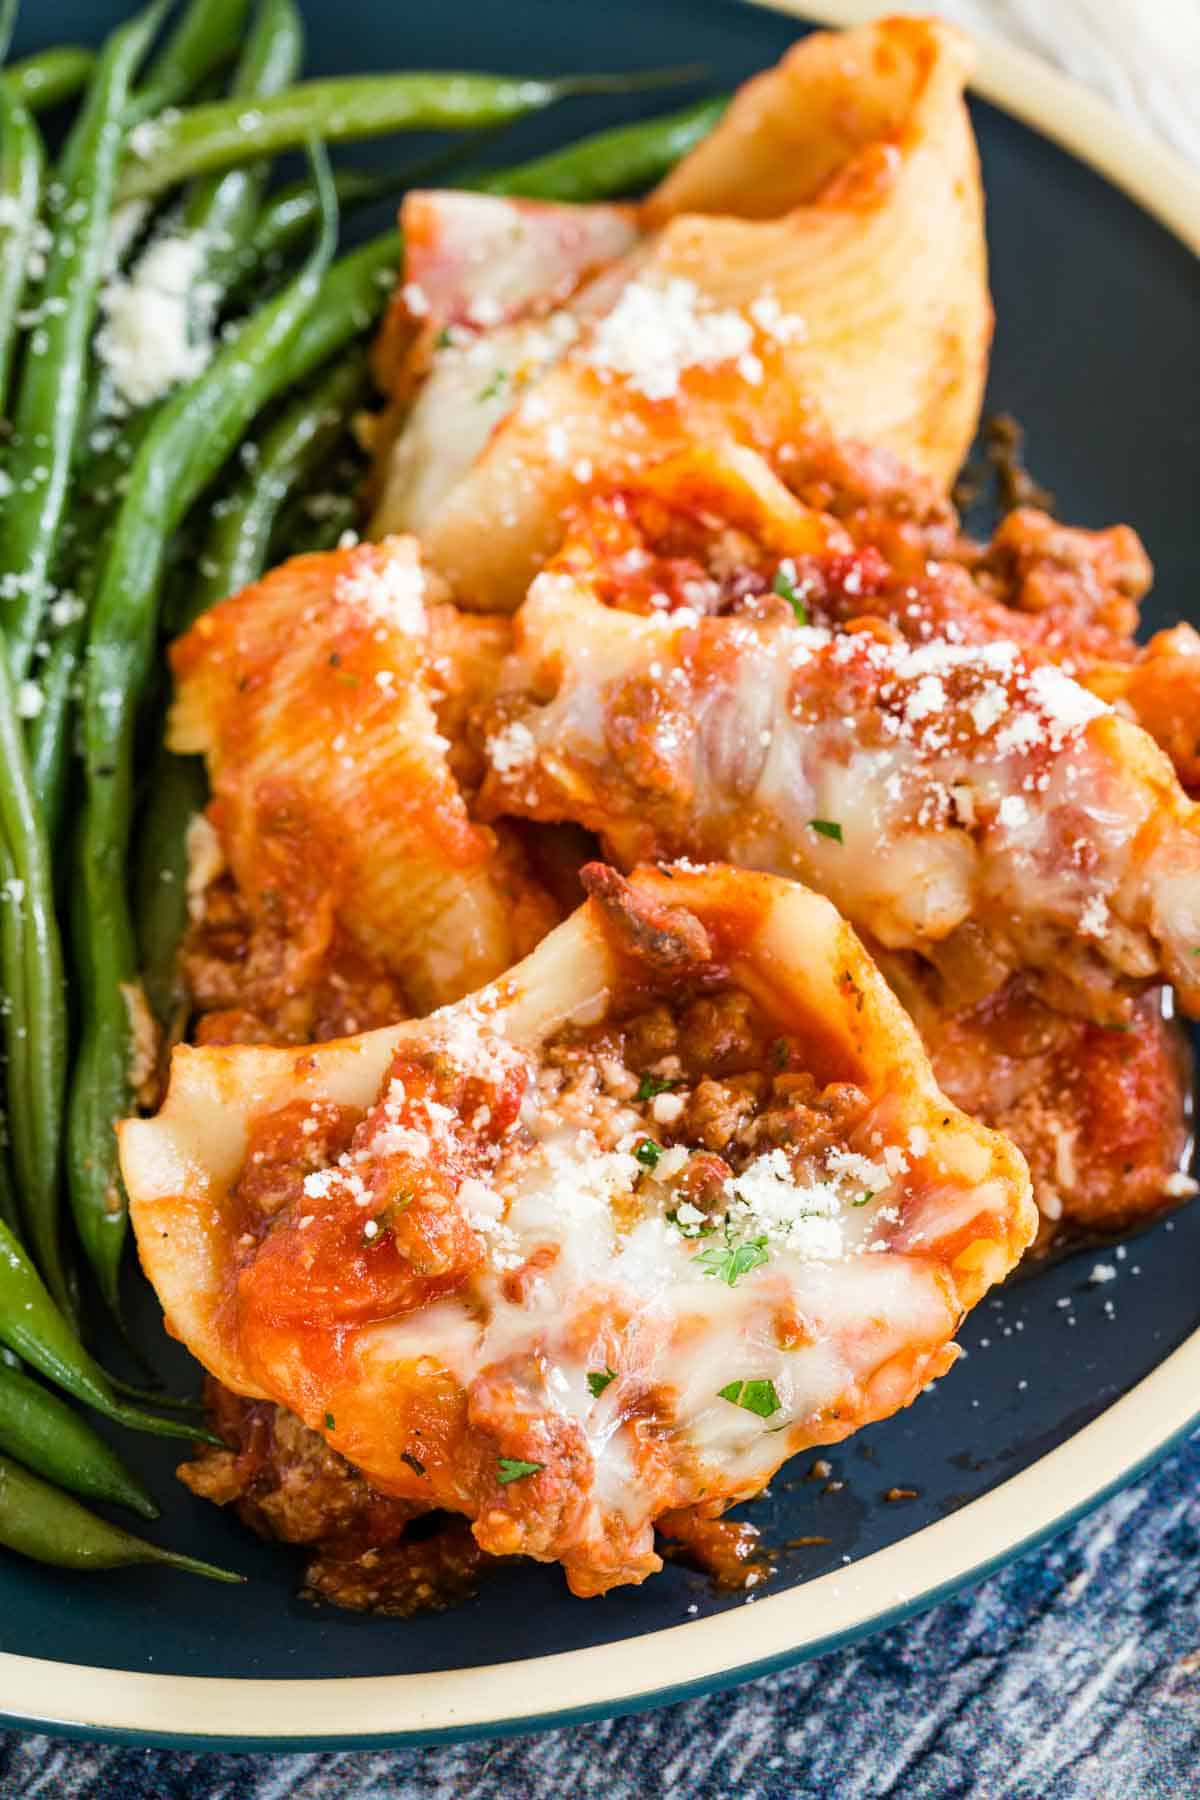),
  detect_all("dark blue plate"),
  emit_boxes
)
[3,0,1198,1751]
